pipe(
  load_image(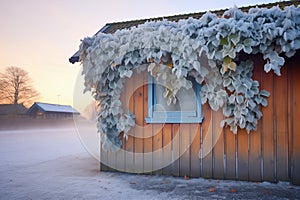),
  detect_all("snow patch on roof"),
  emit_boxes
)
[31,102,79,114]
